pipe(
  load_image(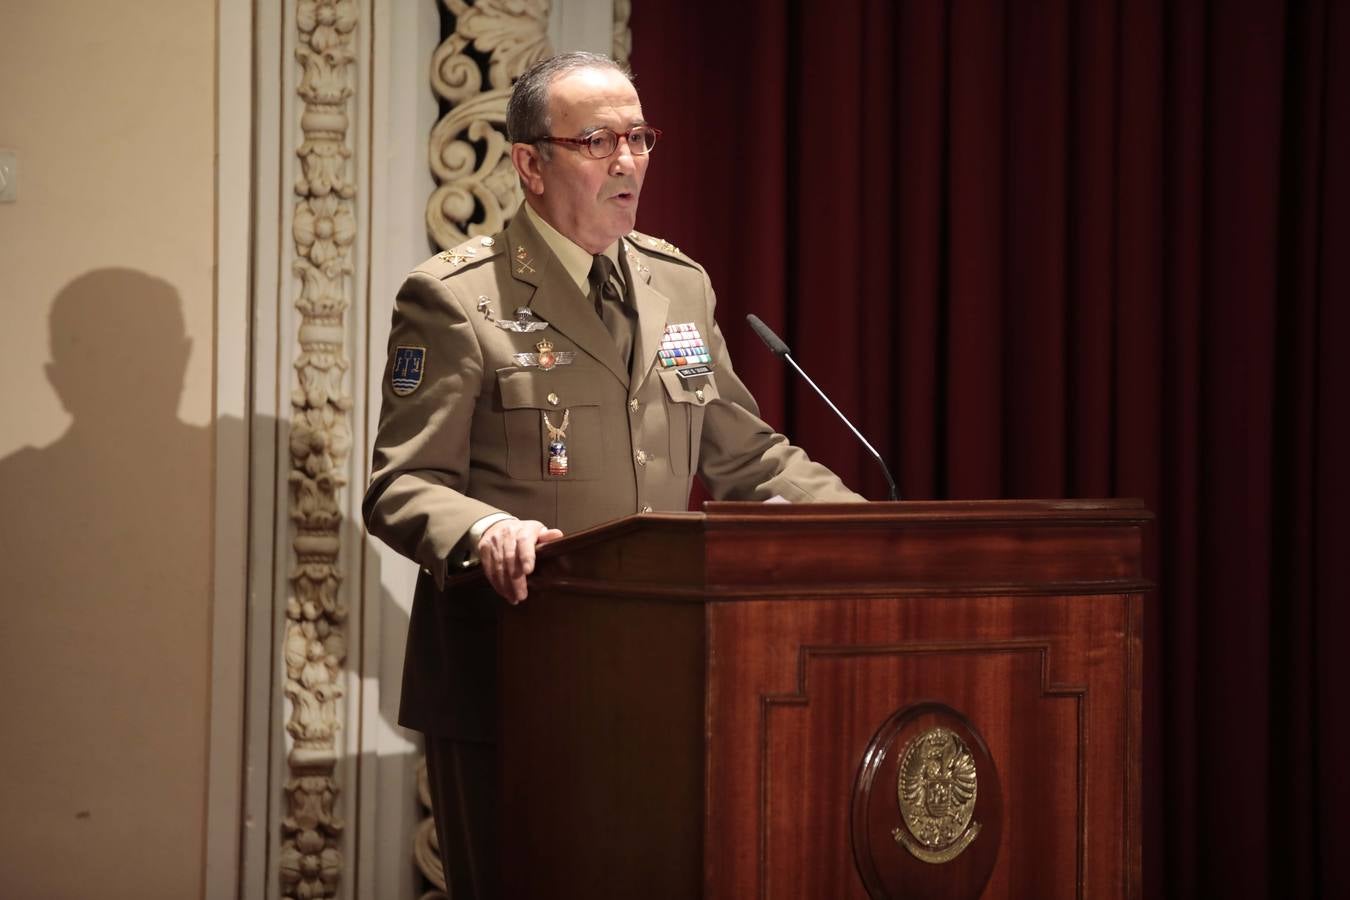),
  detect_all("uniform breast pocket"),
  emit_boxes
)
[498,369,603,481]
[657,369,719,476]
